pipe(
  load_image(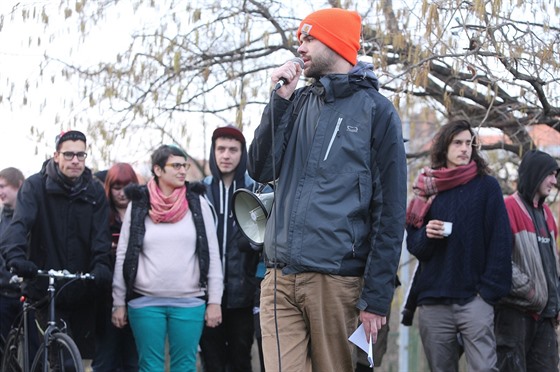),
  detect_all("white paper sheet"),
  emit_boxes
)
[348,323,374,367]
